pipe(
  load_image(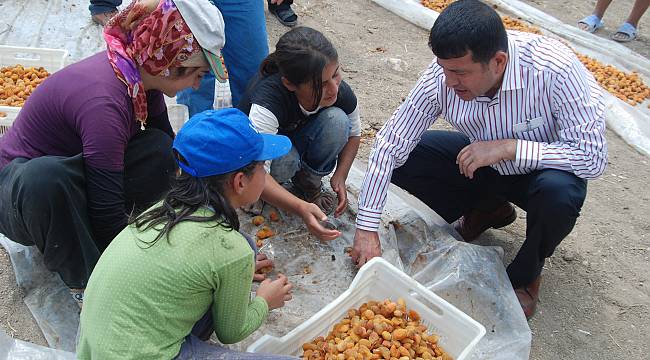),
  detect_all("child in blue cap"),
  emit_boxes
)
[77,109,297,359]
